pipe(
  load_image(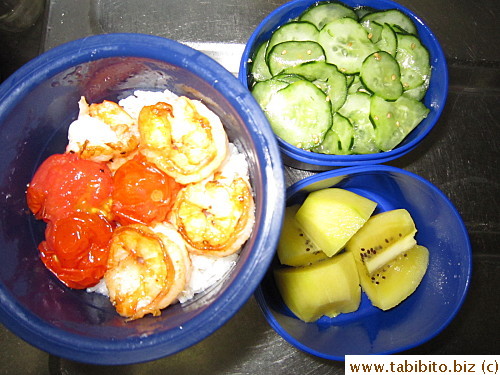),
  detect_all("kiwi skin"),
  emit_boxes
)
[277,205,329,267]
[295,188,377,257]
[274,251,361,322]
